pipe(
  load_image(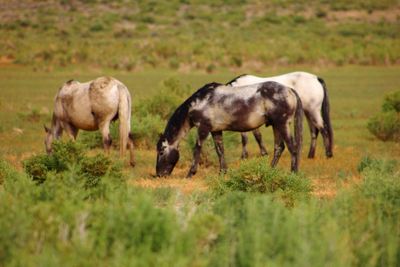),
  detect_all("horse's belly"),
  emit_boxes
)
[69,113,98,131]
[212,112,265,132]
